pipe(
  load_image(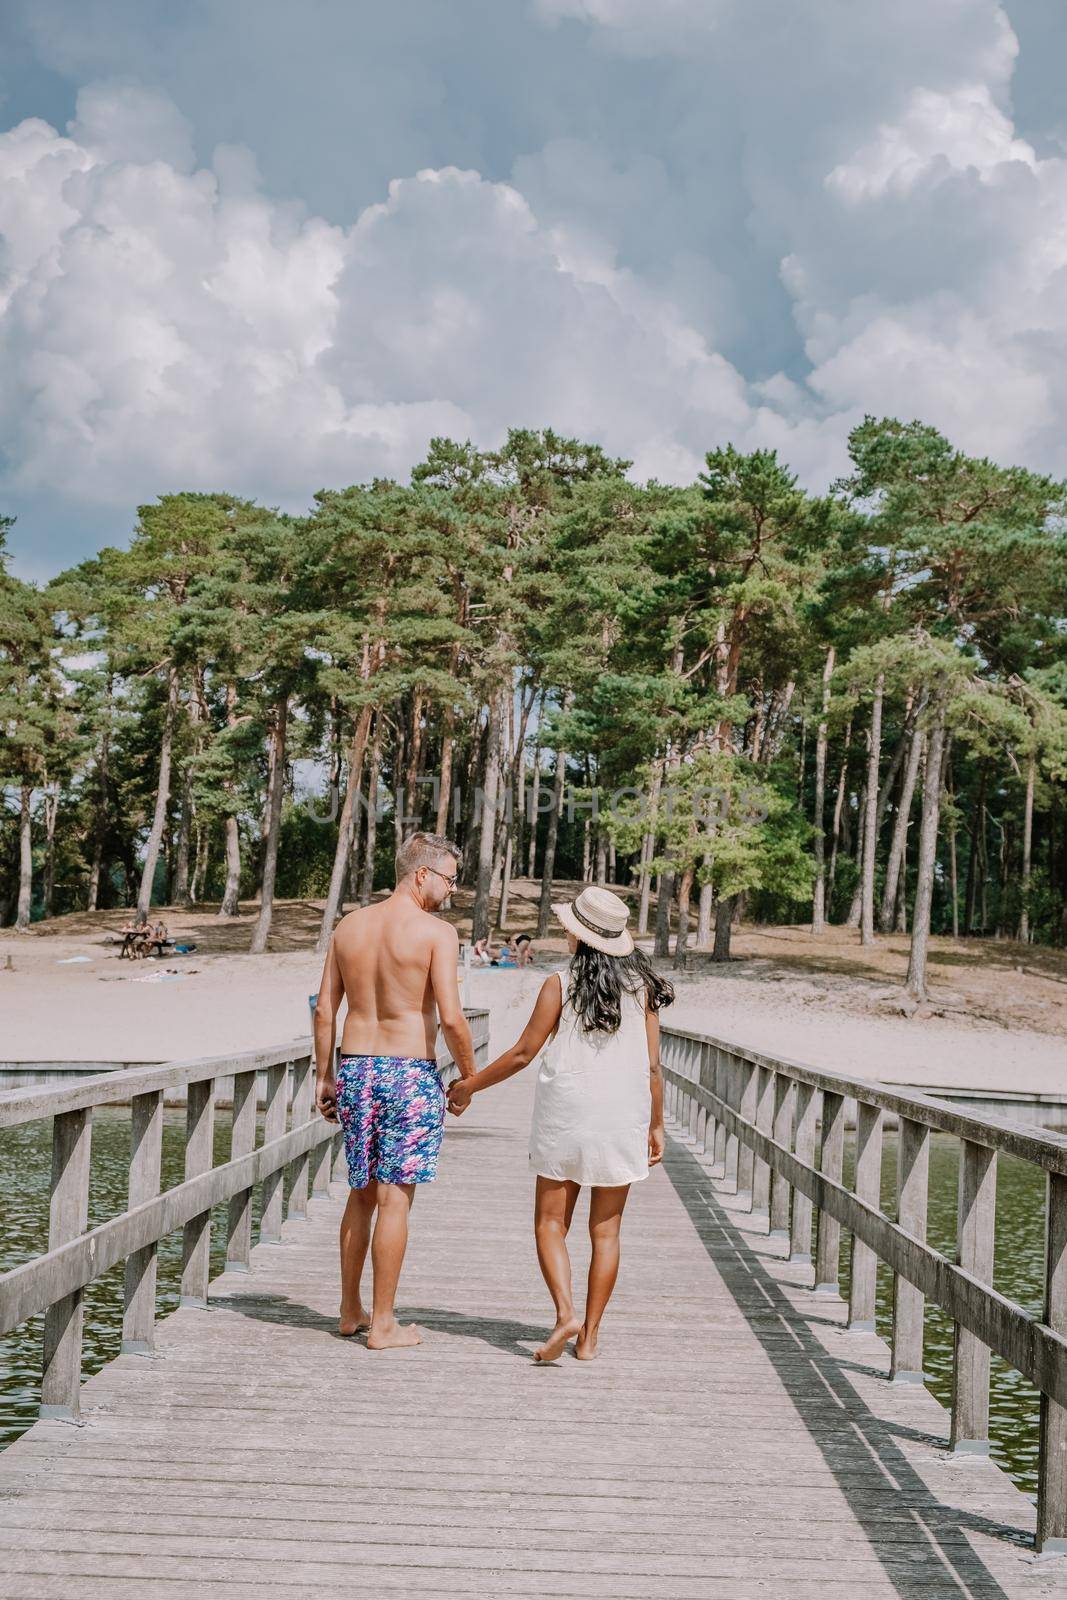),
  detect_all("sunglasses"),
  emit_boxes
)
[424,866,458,890]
